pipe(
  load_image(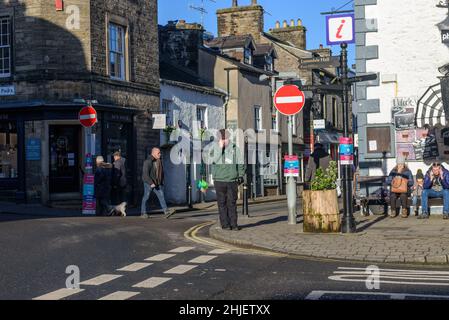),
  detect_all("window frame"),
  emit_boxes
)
[0,16,12,78]
[271,110,279,132]
[162,99,174,127]
[244,47,252,65]
[254,106,262,131]
[106,14,130,82]
[196,105,208,129]
[292,115,297,136]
